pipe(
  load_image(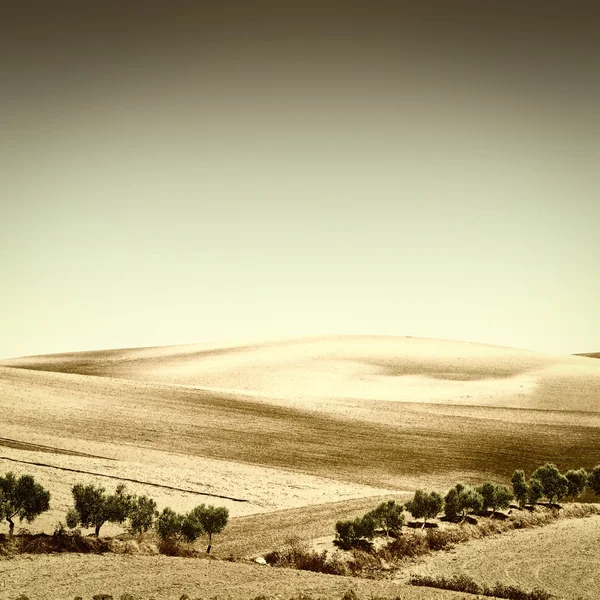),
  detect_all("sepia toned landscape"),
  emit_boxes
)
[1,336,600,599]
[3,2,599,599]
